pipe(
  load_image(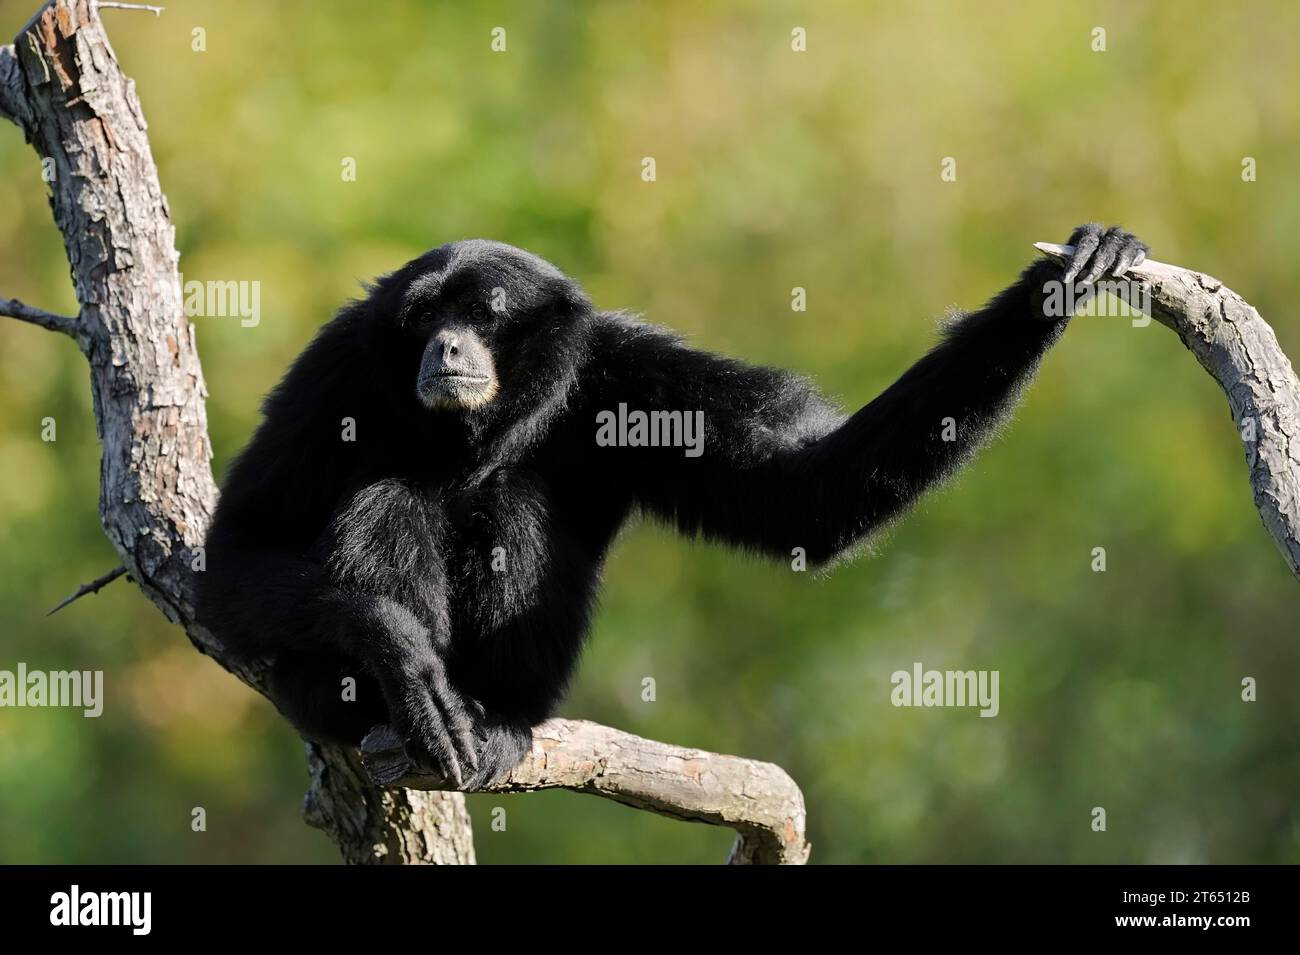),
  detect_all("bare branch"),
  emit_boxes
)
[0,296,79,337]
[1035,241,1300,580]
[359,720,811,865]
[46,565,127,616]
[94,2,163,14]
